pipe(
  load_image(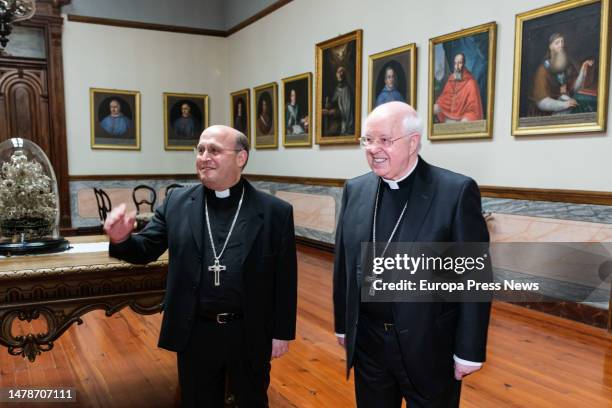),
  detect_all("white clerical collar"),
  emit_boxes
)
[214,189,230,198]
[381,157,419,190]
